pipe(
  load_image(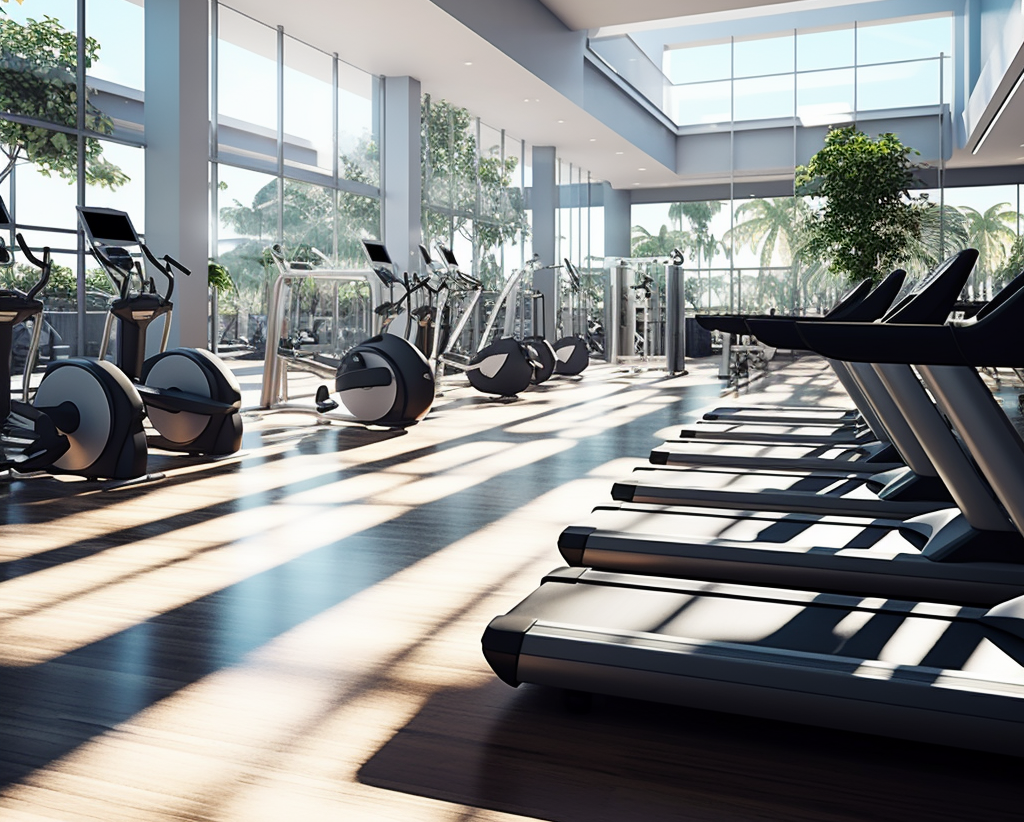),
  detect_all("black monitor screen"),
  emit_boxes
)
[0,195,11,229]
[361,240,393,266]
[438,245,458,266]
[79,207,139,246]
